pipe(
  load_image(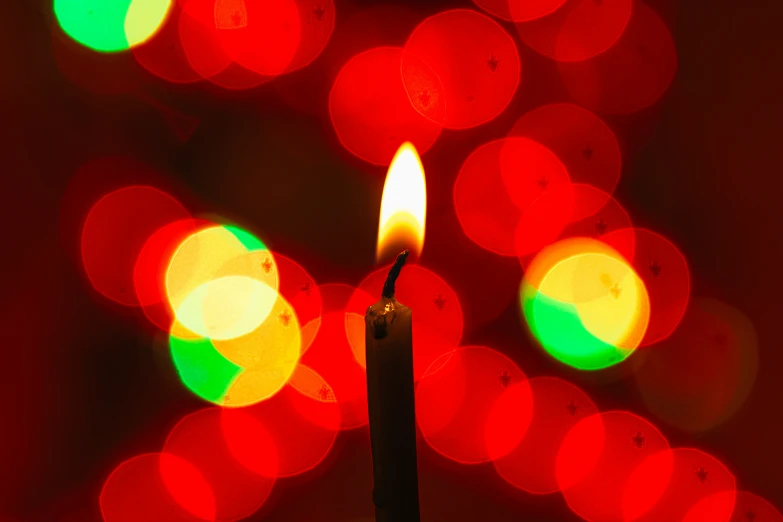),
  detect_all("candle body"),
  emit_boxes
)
[365,297,420,522]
